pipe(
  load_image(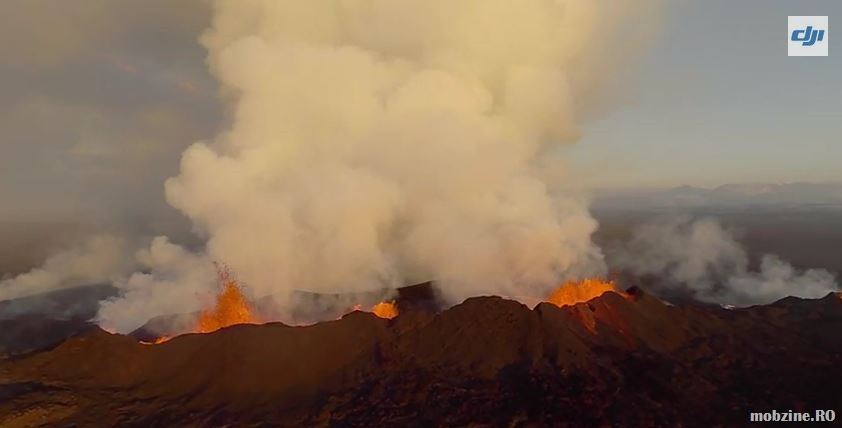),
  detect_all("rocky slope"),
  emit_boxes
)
[0,284,116,356]
[1,289,841,427]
